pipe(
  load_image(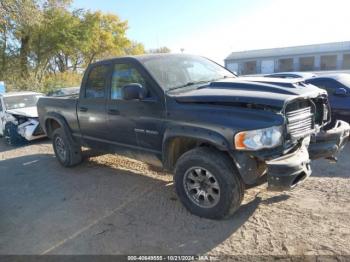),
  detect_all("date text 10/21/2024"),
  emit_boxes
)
[127,255,216,261]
